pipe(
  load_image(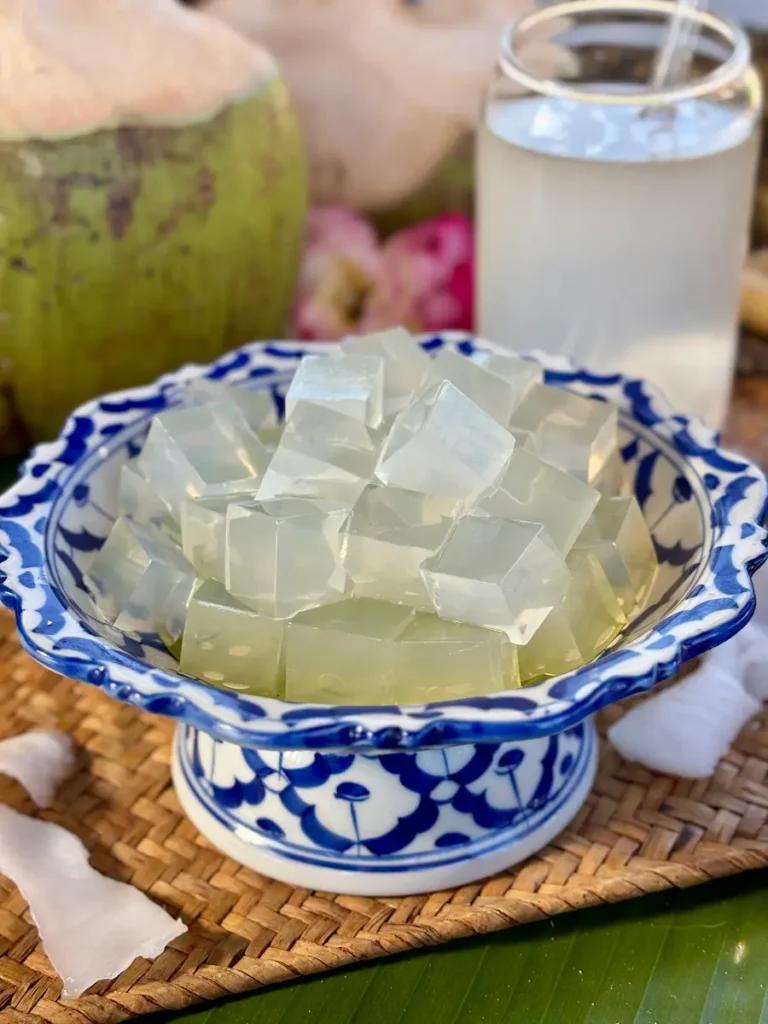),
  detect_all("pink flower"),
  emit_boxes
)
[360,213,474,334]
[290,208,475,340]
[291,208,380,341]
